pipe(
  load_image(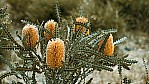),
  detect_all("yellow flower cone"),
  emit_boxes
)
[22,24,39,49]
[98,34,114,56]
[44,20,56,41]
[46,38,65,69]
[76,16,88,23]
[75,16,90,36]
